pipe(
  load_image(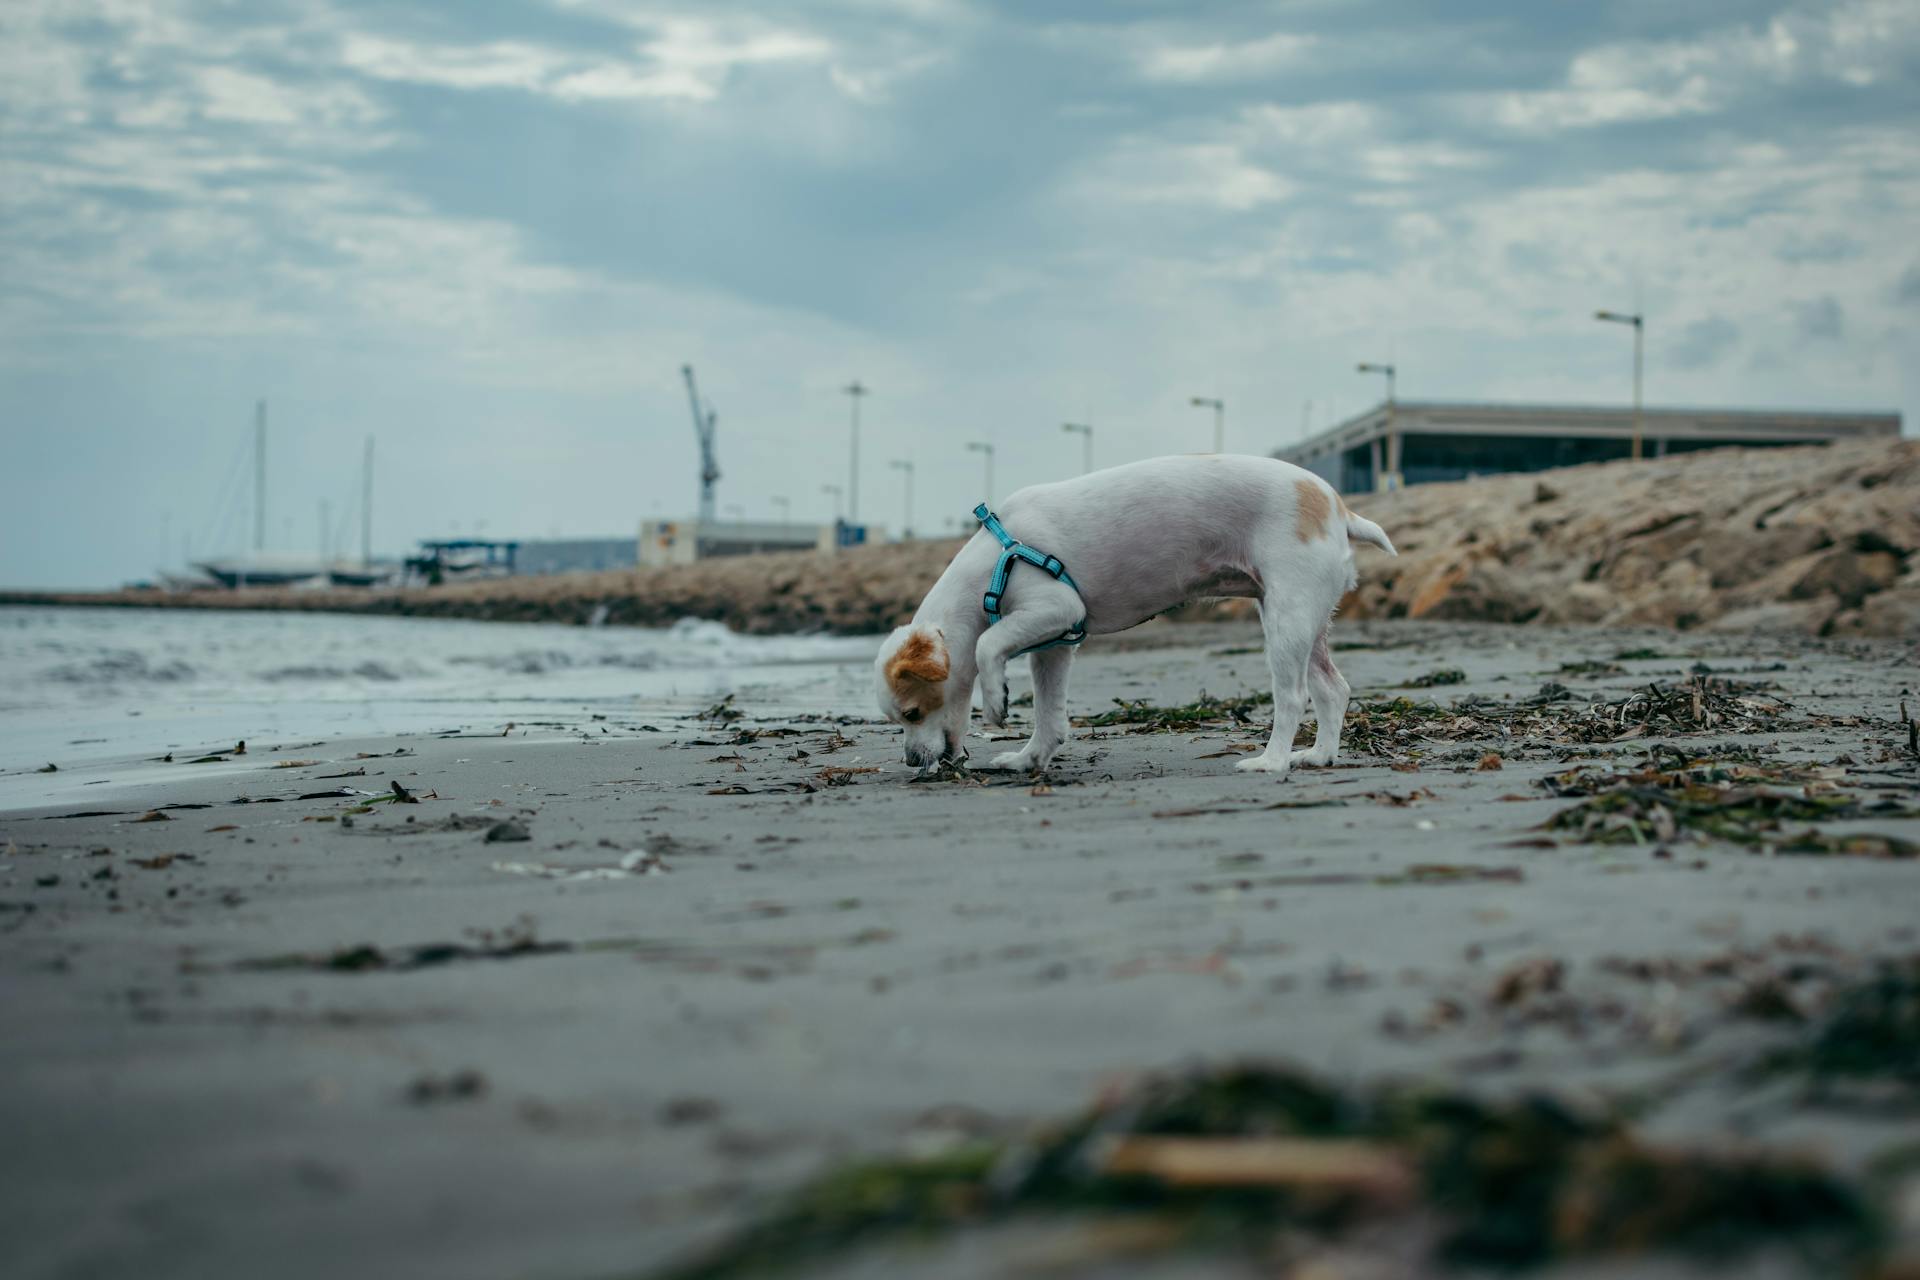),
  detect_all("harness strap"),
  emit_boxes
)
[973,503,1088,655]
